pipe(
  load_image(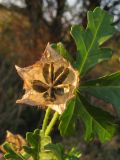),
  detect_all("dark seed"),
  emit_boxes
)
[54,66,64,80]
[43,91,56,102]
[43,63,50,83]
[51,89,56,100]
[47,88,56,101]
[54,68,69,85]
[49,62,54,83]
[32,80,48,92]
